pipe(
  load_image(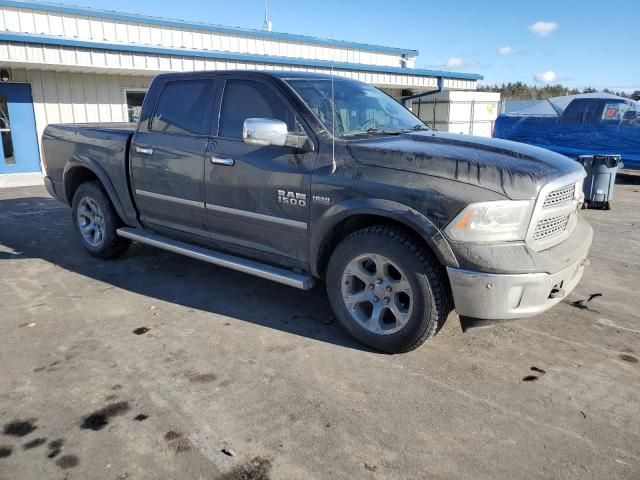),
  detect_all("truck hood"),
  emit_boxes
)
[346,131,583,199]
